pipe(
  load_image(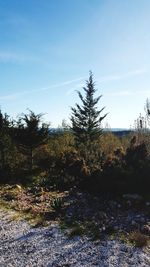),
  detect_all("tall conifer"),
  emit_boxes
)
[71,72,107,146]
[70,72,107,165]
